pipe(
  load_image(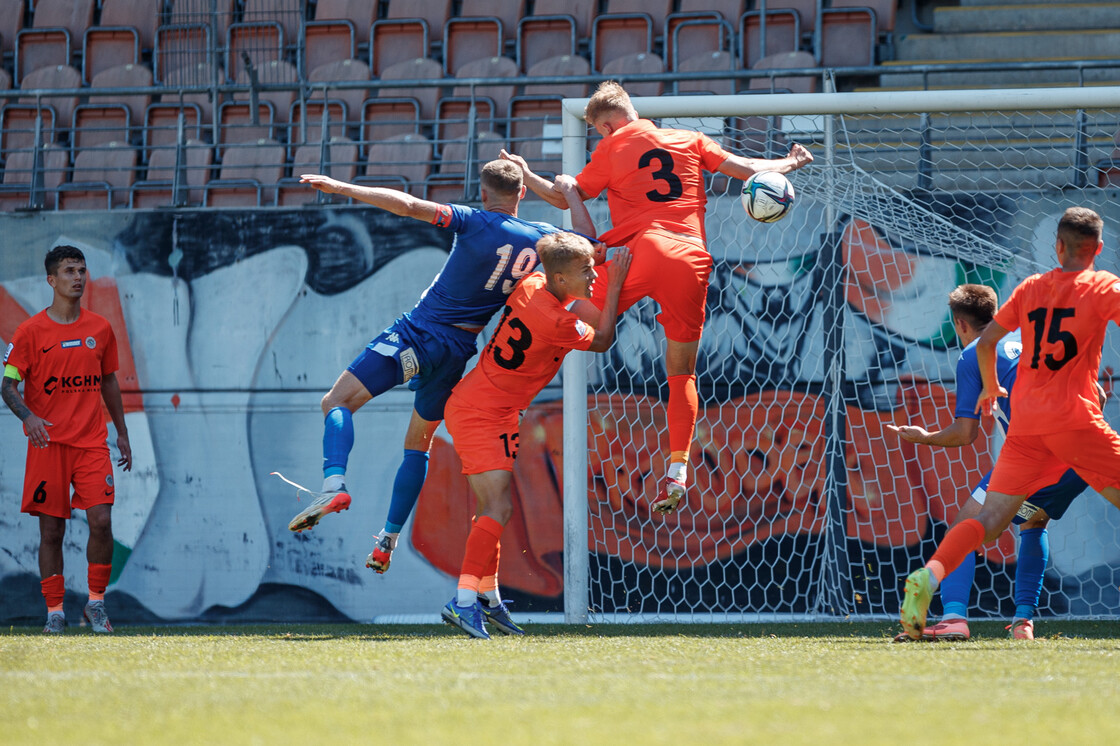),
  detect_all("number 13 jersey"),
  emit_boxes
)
[455,272,595,411]
[994,267,1120,435]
